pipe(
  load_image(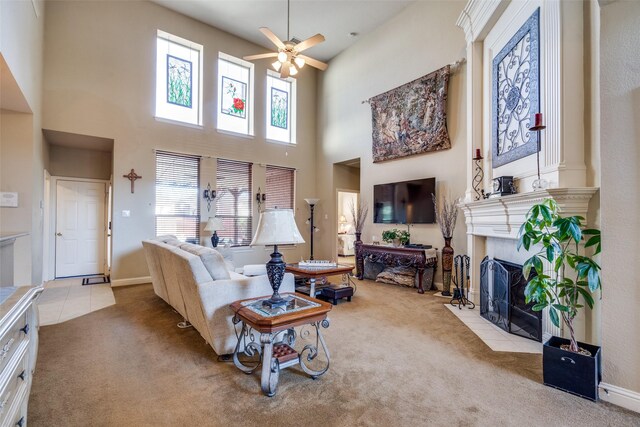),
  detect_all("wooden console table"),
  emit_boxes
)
[355,243,437,294]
